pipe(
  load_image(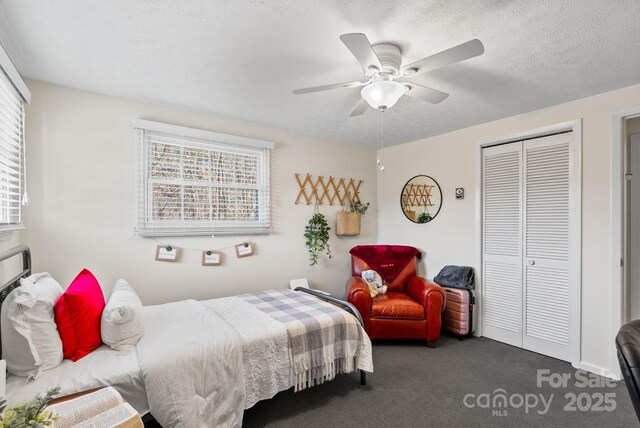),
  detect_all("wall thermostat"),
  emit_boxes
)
[455,188,464,200]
